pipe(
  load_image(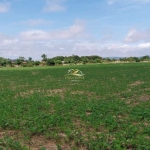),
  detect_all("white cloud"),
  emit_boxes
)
[20,30,50,41]
[124,28,150,43]
[138,43,150,48]
[43,0,66,12]
[0,2,10,13]
[13,19,53,26]
[1,35,150,59]
[1,39,18,45]
[108,0,150,5]
[20,20,86,40]
[107,0,150,5]
[71,42,150,57]
[1,24,150,59]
